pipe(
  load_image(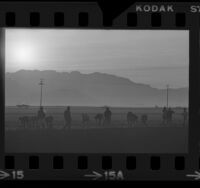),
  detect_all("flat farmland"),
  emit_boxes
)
[5,106,188,153]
